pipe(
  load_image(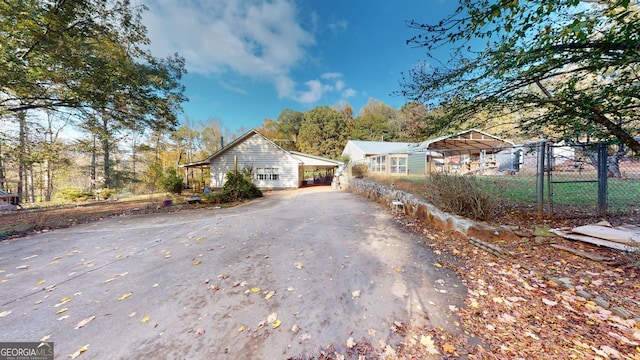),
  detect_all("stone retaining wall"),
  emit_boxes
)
[346,178,520,243]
